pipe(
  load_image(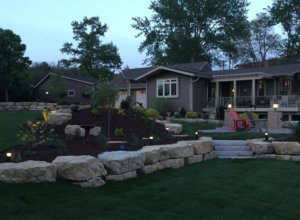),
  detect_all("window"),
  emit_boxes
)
[280,79,291,92]
[156,78,178,98]
[68,90,75,97]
